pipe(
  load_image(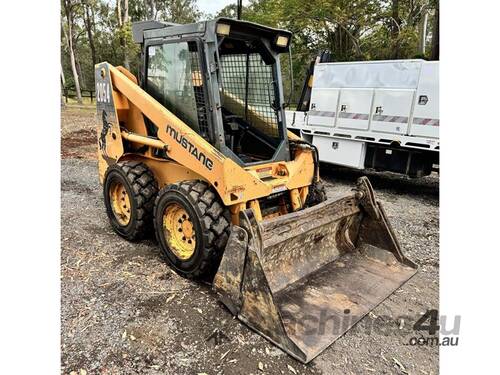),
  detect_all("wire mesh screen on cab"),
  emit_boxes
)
[219,53,280,139]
